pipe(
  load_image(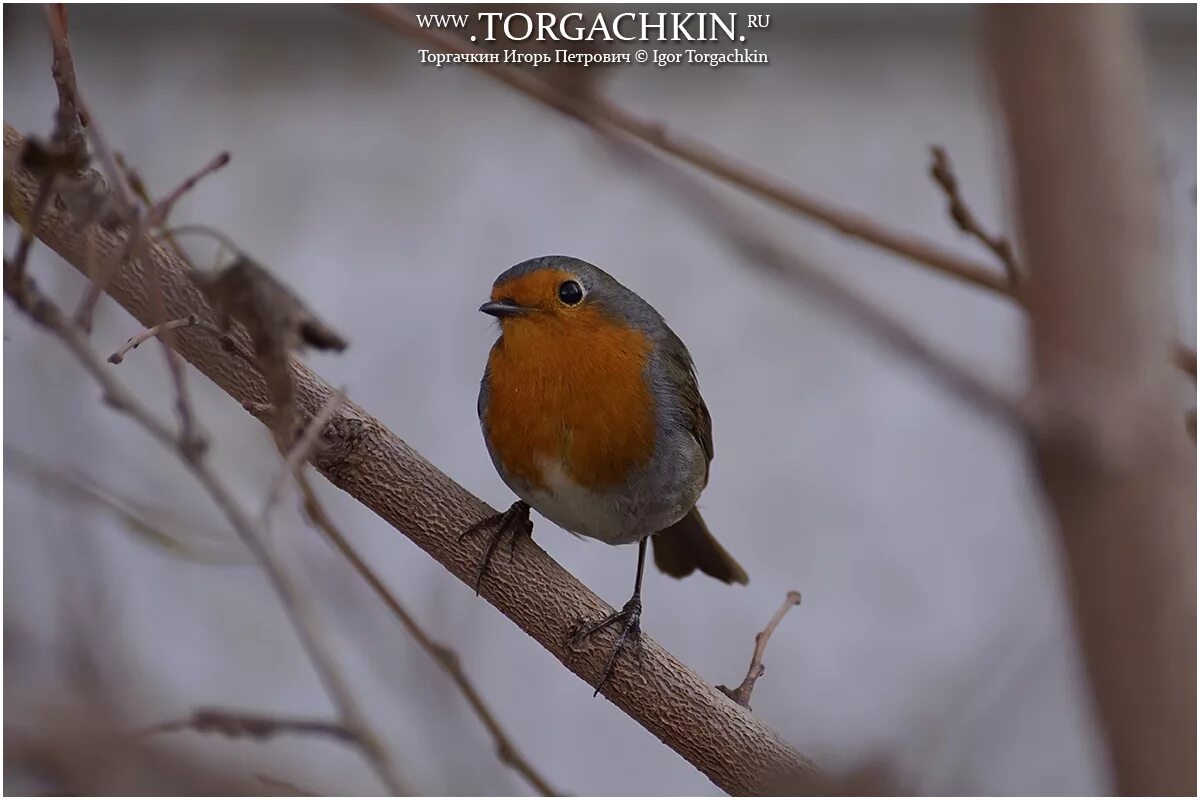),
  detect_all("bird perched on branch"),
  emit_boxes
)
[465,255,748,695]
